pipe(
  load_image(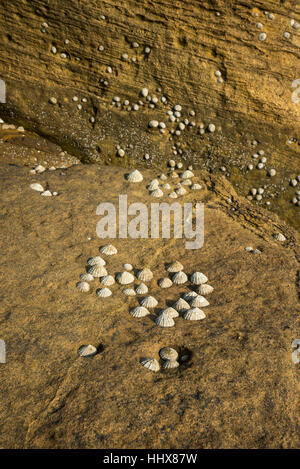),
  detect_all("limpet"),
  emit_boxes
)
[87,265,108,277]
[123,263,133,271]
[180,170,194,179]
[99,244,118,255]
[189,295,209,308]
[135,283,148,294]
[78,345,97,357]
[172,271,188,285]
[136,268,153,282]
[116,271,135,285]
[197,284,214,295]
[163,359,179,369]
[30,183,44,192]
[80,273,94,282]
[147,179,159,191]
[182,291,198,301]
[150,188,164,198]
[100,275,115,286]
[87,256,106,266]
[159,347,178,361]
[123,288,136,296]
[140,296,158,308]
[126,169,143,182]
[130,306,150,318]
[190,272,208,285]
[96,287,112,298]
[172,298,190,312]
[175,186,187,196]
[168,192,178,199]
[166,261,184,272]
[155,314,175,327]
[140,358,160,372]
[191,183,202,190]
[76,281,90,292]
[158,277,173,288]
[183,307,206,321]
[159,307,179,318]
